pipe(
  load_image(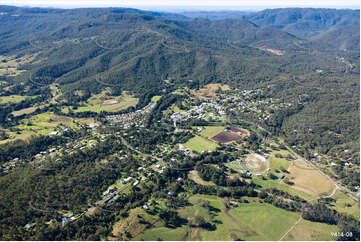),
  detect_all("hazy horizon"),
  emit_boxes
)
[0,0,359,11]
